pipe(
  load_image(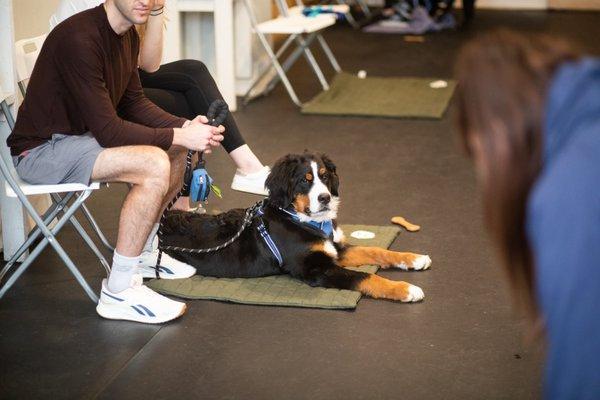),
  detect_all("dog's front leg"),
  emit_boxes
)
[337,246,432,271]
[295,251,424,302]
